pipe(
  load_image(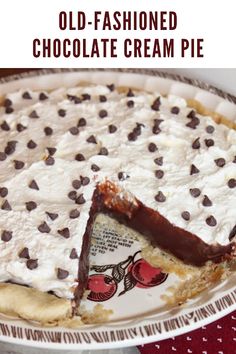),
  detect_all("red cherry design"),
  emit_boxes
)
[126,264,149,289]
[131,258,167,287]
[87,274,117,302]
